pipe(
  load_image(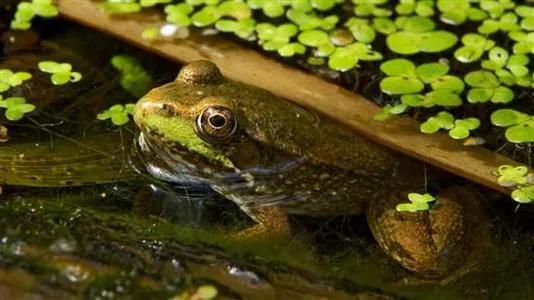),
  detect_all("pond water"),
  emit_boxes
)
[0,14,534,300]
